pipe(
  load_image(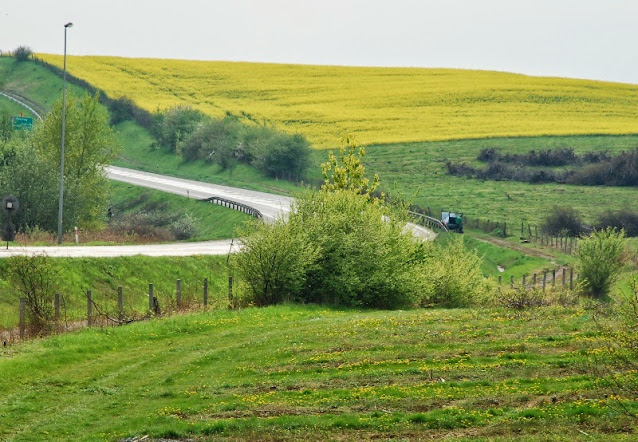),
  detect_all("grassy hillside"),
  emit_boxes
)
[0,304,634,440]
[0,95,36,119]
[38,54,638,148]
